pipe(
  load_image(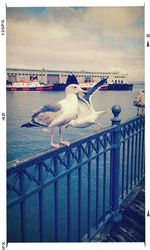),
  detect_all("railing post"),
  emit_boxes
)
[111,105,122,223]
